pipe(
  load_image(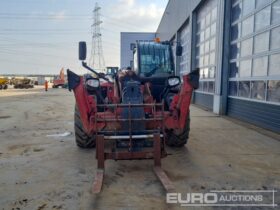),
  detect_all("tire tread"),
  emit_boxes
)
[74,105,96,148]
[165,115,190,147]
